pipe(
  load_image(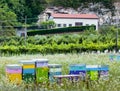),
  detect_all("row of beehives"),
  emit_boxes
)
[6,59,109,84]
